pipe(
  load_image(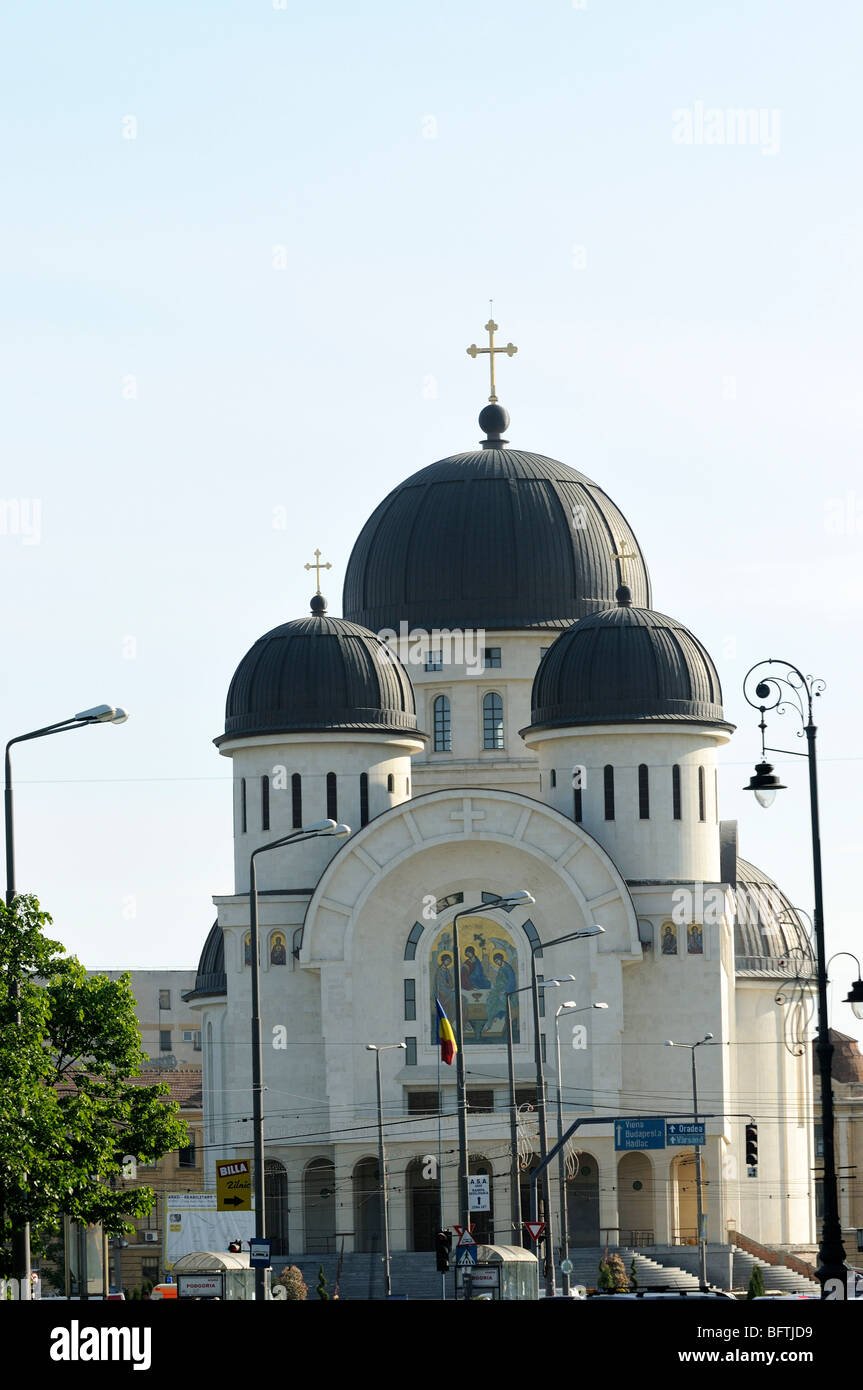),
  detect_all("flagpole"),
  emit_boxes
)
[437,1044,444,1300]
